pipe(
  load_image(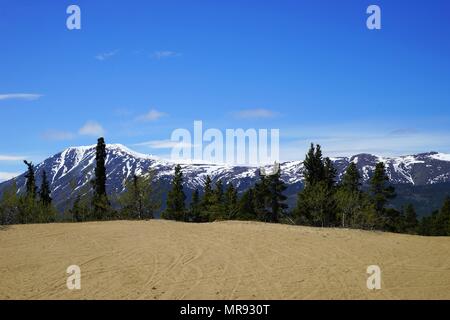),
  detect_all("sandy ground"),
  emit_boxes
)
[0,220,449,300]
